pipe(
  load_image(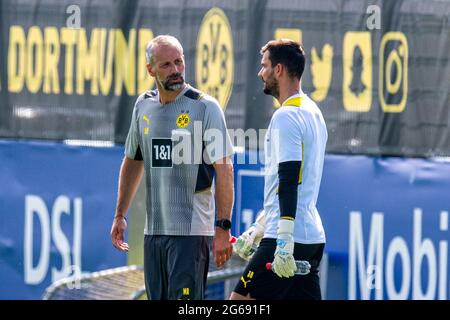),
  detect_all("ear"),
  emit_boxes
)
[274,63,283,78]
[147,64,155,77]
